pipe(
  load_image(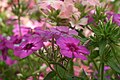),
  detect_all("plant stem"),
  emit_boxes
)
[18,0,22,36]
[69,59,74,75]
[100,62,104,80]
[52,35,55,60]
[90,57,99,71]
[34,53,63,80]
